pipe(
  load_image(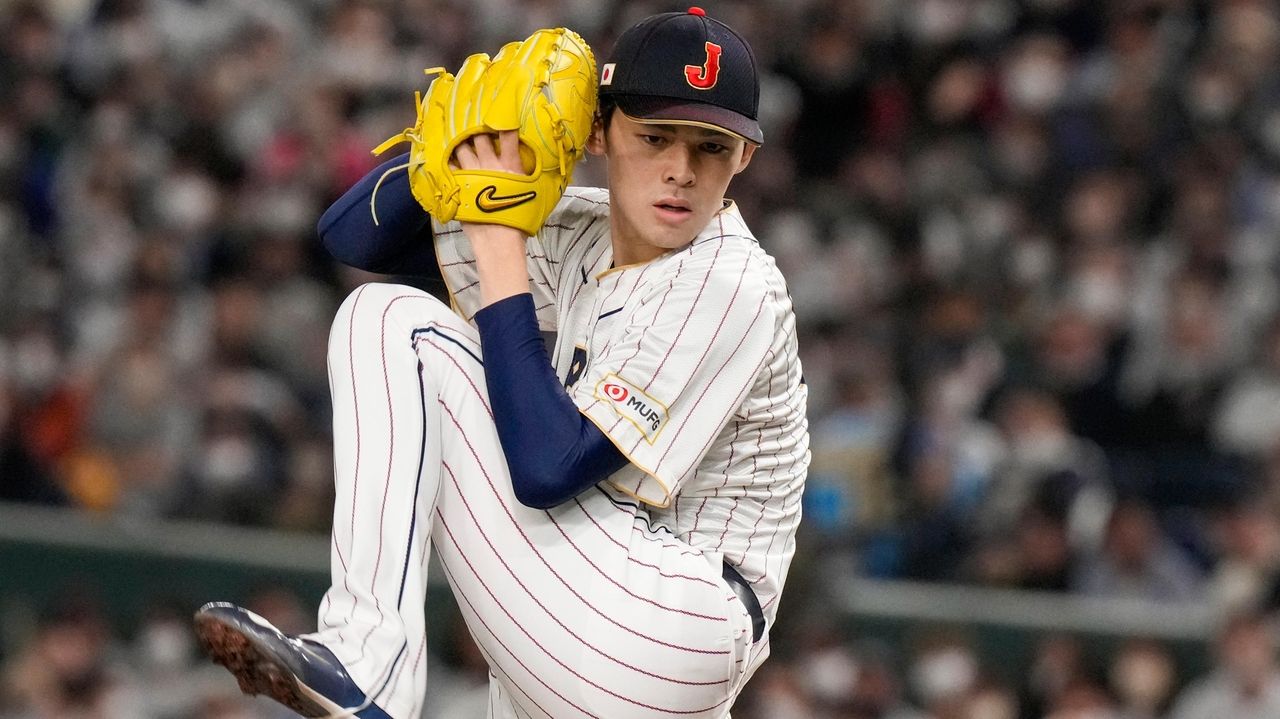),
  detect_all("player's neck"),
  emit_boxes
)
[608,218,670,267]
[610,238,667,268]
